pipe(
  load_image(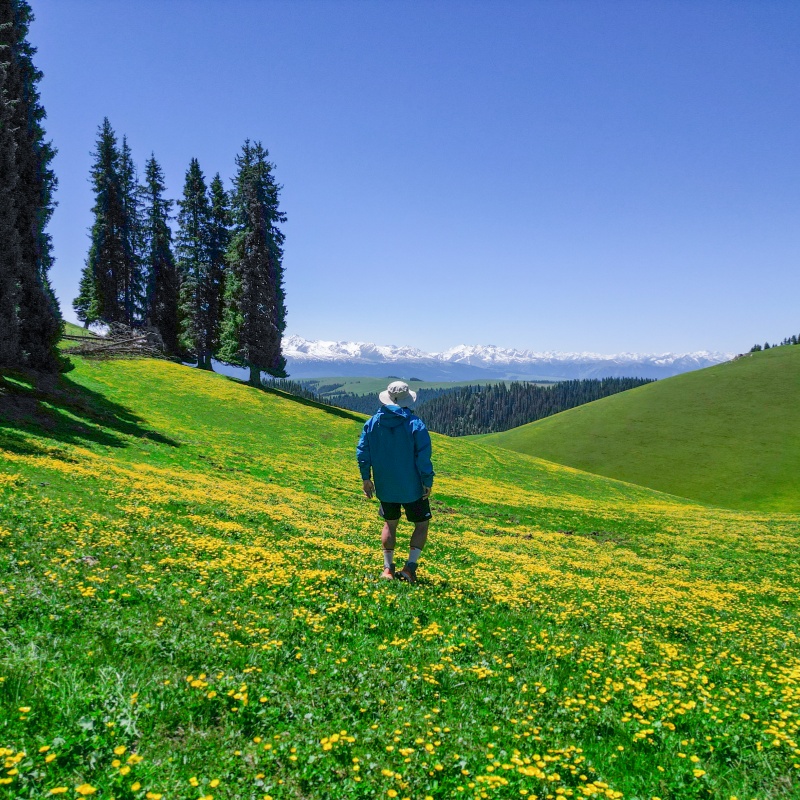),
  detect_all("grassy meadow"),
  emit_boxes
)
[478,346,800,513]
[0,356,799,799]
